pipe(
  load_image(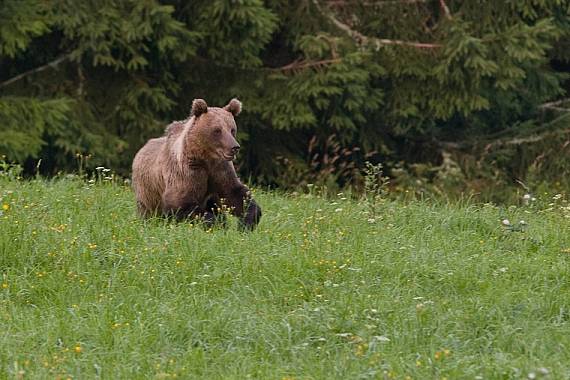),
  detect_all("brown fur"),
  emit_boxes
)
[132,98,261,230]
